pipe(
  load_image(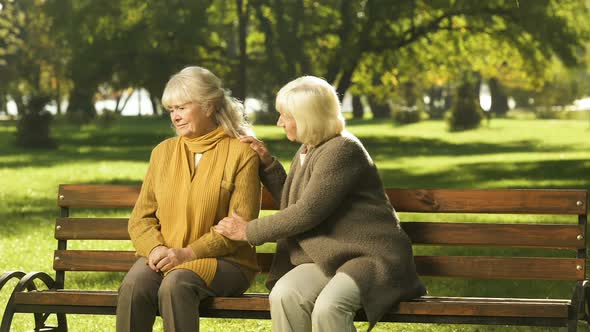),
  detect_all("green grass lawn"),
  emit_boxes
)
[1,116,589,331]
